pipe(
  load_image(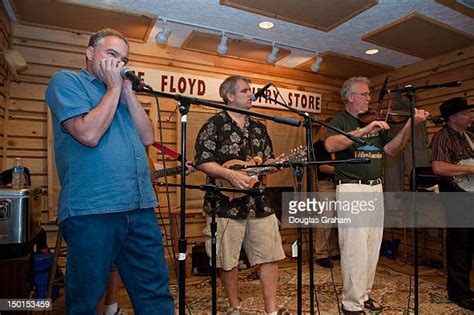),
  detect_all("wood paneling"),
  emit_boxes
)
[0,3,12,170]
[8,99,47,113]
[370,46,474,113]
[7,119,46,137]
